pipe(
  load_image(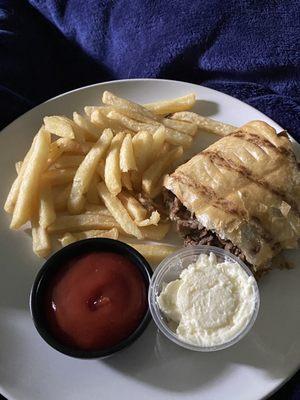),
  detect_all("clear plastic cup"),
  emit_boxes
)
[148,245,260,352]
